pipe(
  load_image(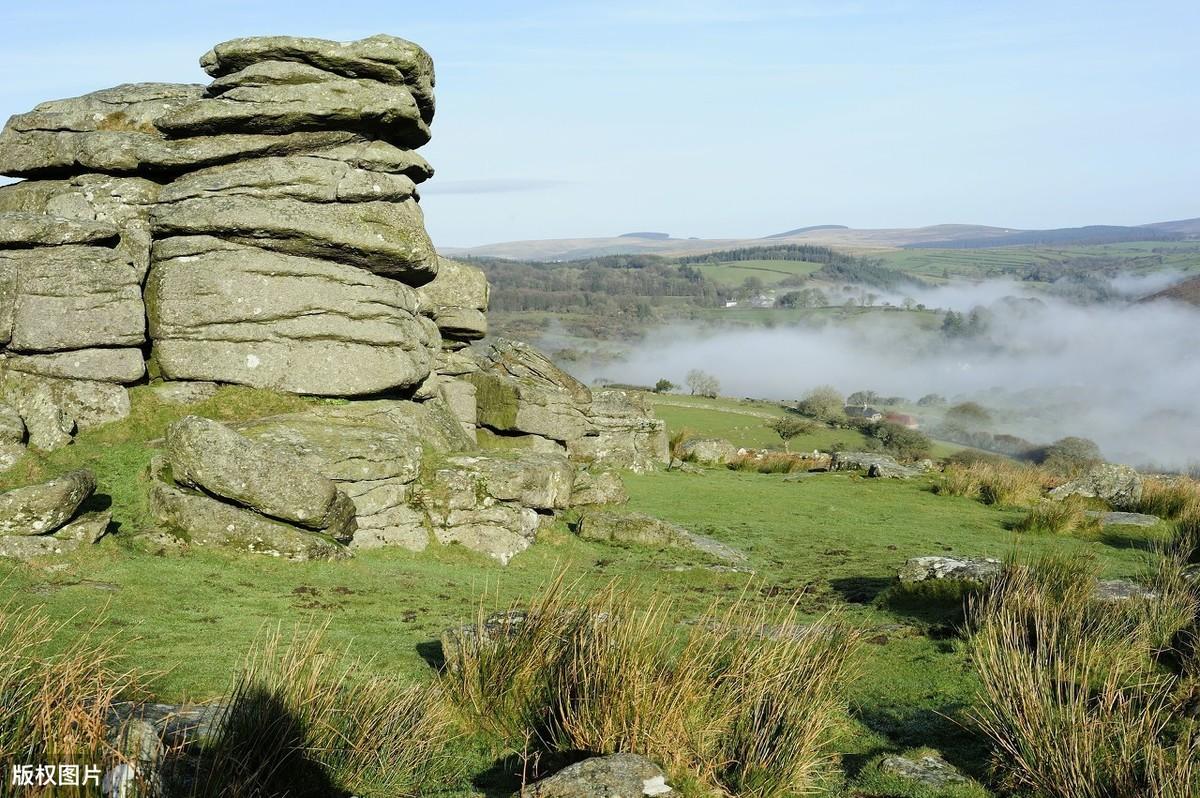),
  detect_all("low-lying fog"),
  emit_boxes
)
[584,280,1200,471]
